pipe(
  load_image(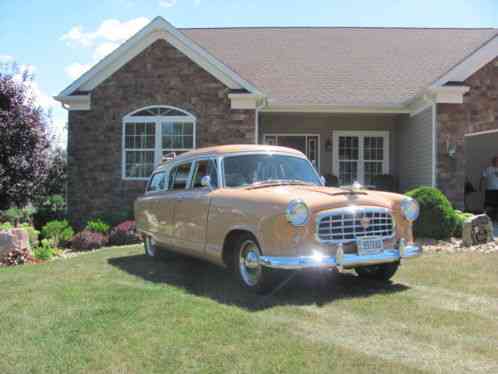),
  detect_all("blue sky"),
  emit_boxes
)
[1,0,497,147]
